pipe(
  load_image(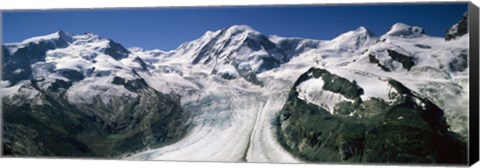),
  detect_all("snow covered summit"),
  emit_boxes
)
[1,13,471,163]
[383,22,425,38]
[327,26,378,52]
